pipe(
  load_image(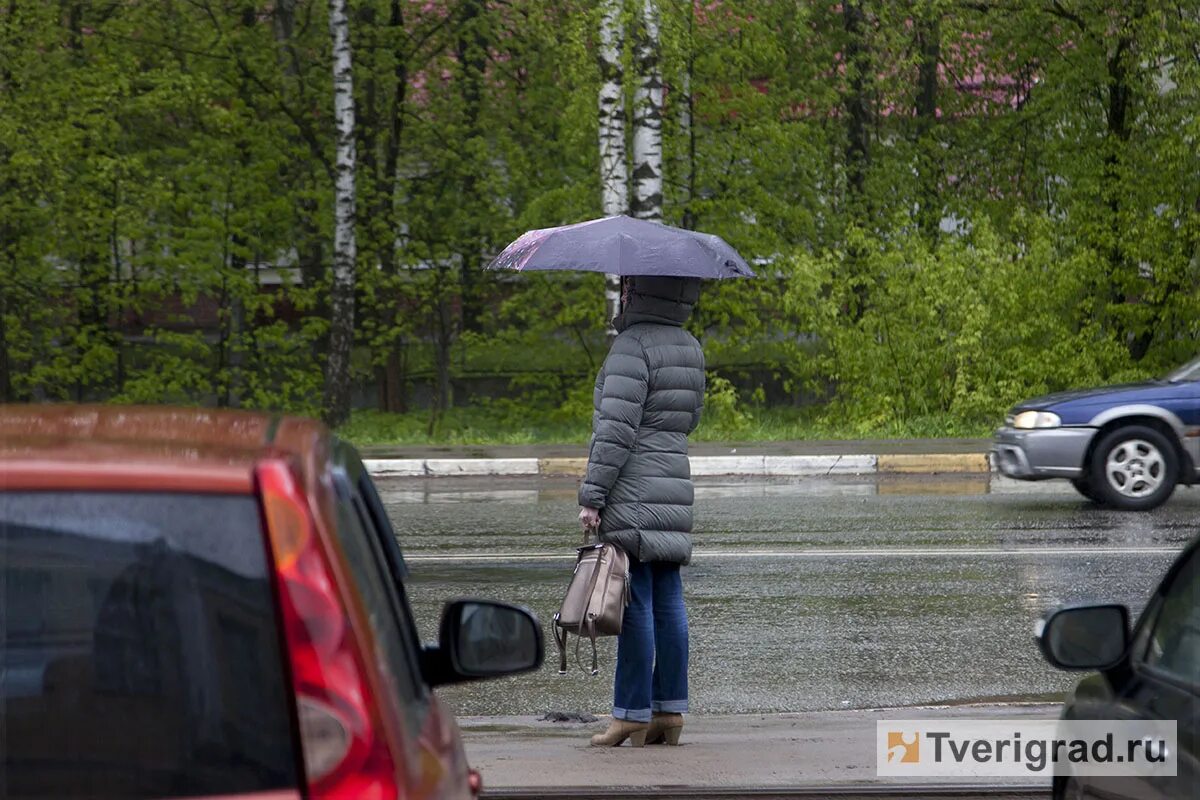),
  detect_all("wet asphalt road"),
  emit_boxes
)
[380,476,1199,718]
